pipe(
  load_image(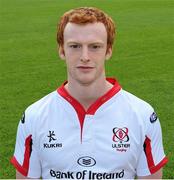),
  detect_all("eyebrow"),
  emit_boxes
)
[66,41,105,45]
